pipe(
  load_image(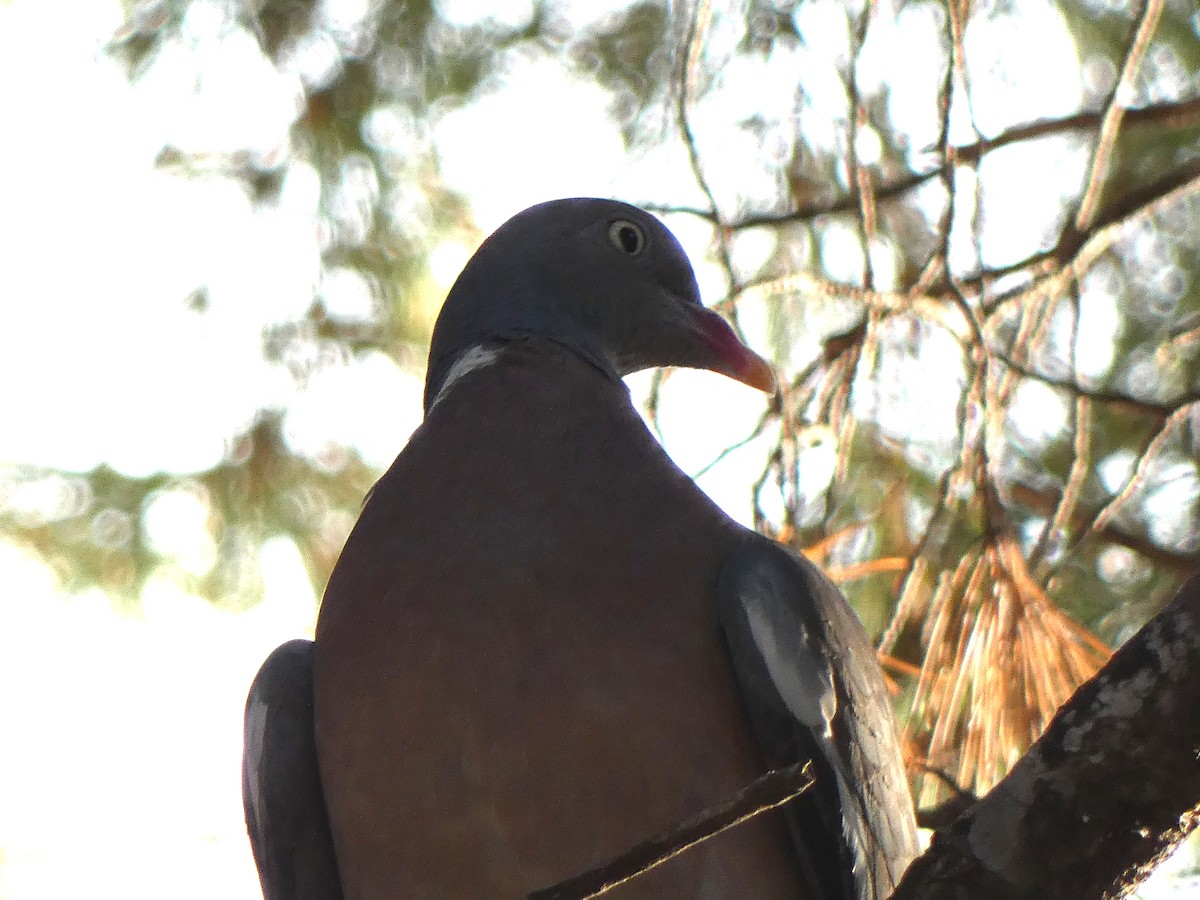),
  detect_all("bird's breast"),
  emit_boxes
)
[313,354,802,898]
